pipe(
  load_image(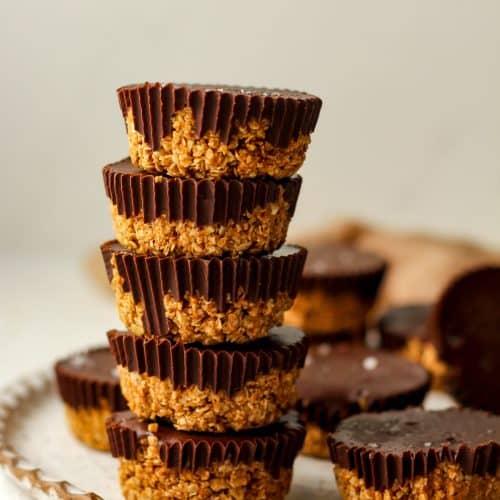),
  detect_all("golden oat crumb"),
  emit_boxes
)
[110,258,292,344]
[64,402,112,451]
[334,462,500,499]
[126,107,311,179]
[118,366,299,432]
